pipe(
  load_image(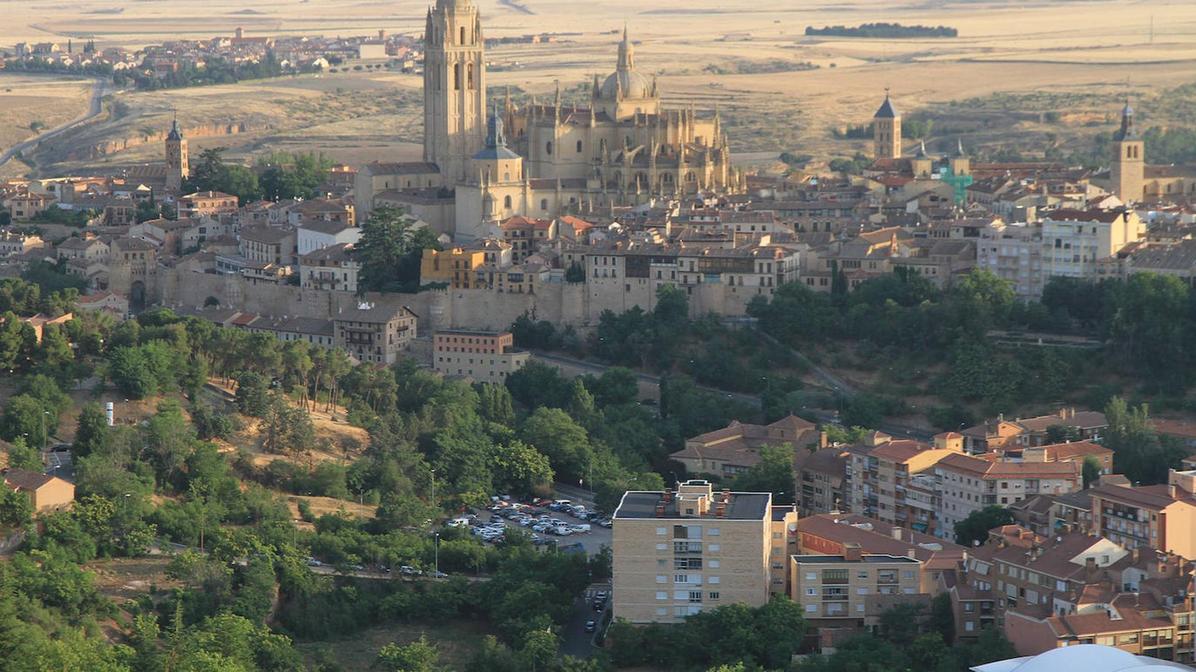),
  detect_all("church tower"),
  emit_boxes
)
[424,0,487,184]
[1111,100,1144,203]
[873,90,901,160]
[164,118,188,194]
